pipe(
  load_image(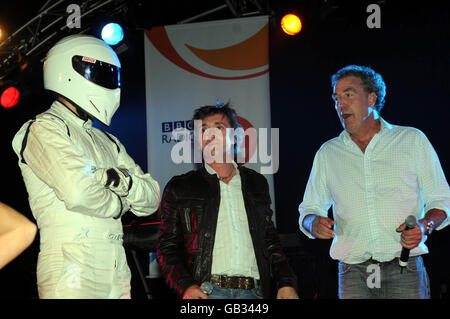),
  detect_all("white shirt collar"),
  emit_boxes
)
[205,161,239,178]
[339,116,392,145]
